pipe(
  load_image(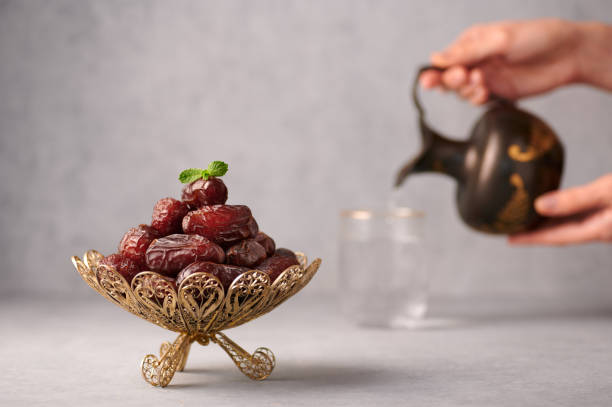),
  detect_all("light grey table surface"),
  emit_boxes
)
[2,293,612,407]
